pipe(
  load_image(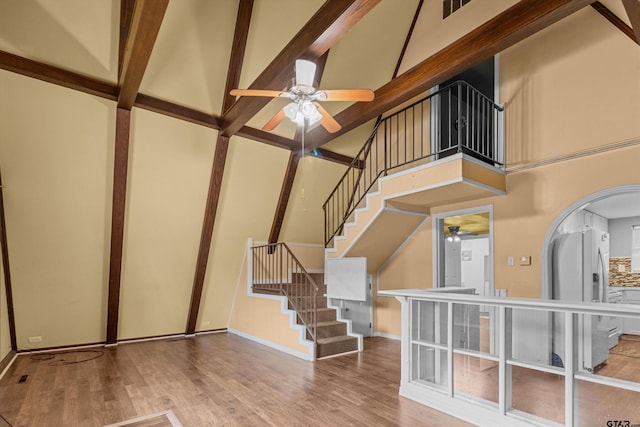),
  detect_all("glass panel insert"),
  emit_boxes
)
[511,366,564,425]
[576,380,640,426]
[411,300,448,346]
[453,353,498,405]
[411,344,448,389]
